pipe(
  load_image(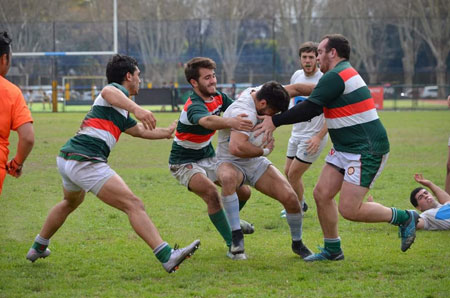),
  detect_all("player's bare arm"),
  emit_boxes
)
[255,99,323,143]
[306,122,328,154]
[6,122,34,178]
[284,83,315,98]
[101,85,156,130]
[228,131,273,158]
[198,113,253,131]
[414,173,450,204]
[125,120,177,139]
